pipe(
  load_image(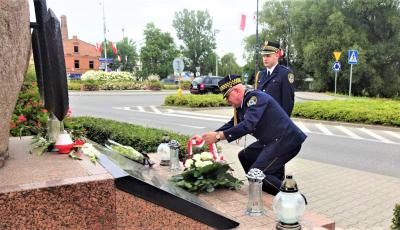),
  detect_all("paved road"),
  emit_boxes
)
[69,91,400,178]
